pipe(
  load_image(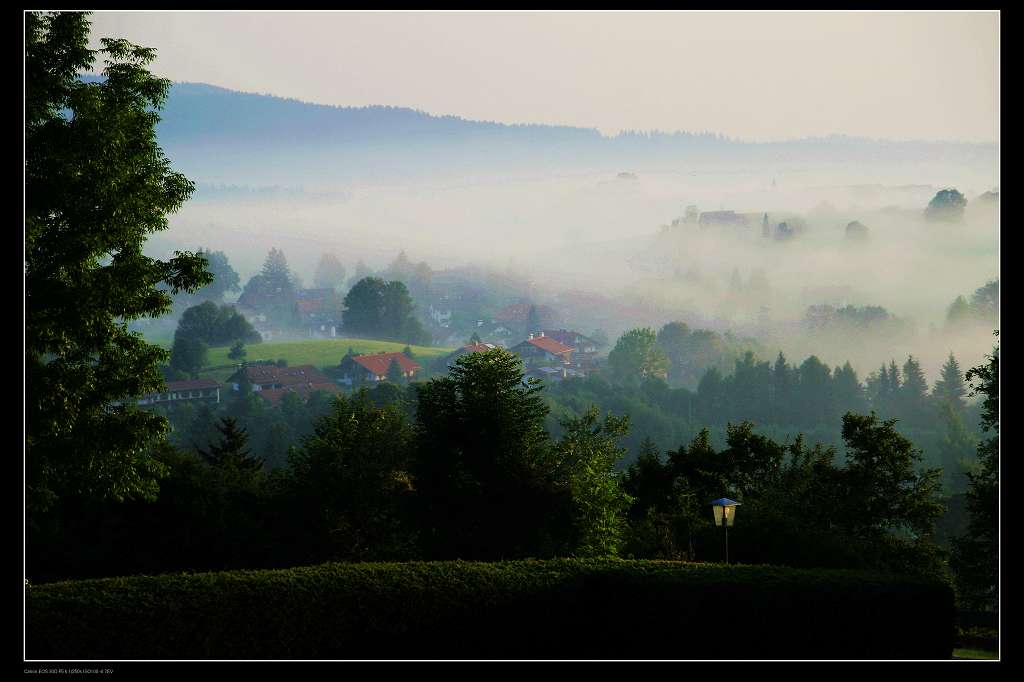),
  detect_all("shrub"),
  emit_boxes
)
[27,559,954,660]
